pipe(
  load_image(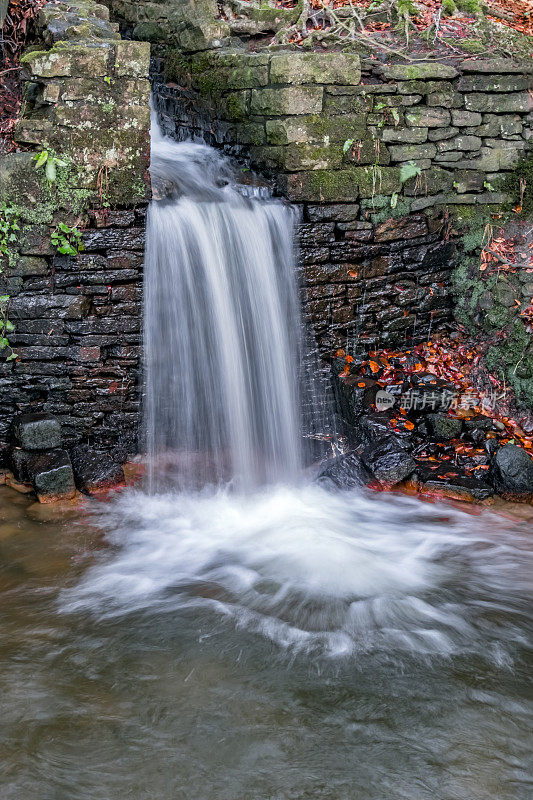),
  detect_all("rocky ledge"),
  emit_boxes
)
[322,347,533,504]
